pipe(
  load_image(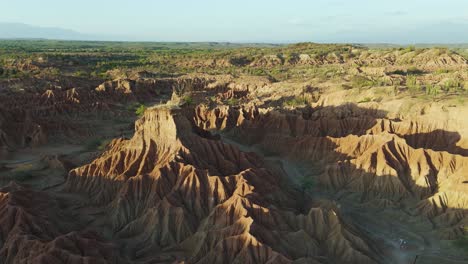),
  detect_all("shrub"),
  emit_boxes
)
[229,56,253,66]
[283,96,308,107]
[358,97,372,103]
[443,78,463,92]
[435,68,450,75]
[425,84,440,97]
[406,75,421,94]
[226,98,239,106]
[351,76,375,89]
[406,66,424,75]
[389,67,424,76]
[376,77,391,86]
[135,104,146,116]
[73,70,89,78]
[405,45,416,52]
[389,69,406,75]
[48,68,61,76]
[182,95,193,105]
